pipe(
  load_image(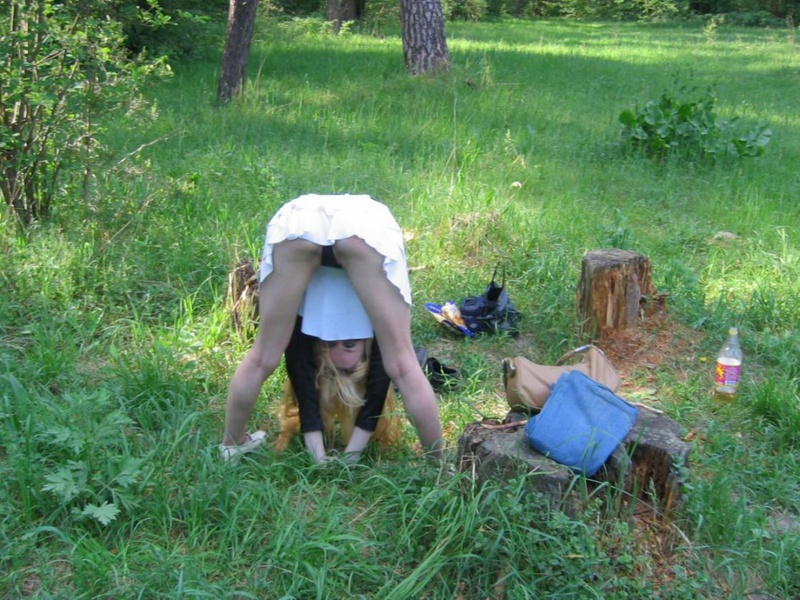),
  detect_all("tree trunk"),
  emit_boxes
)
[400,0,451,75]
[576,249,658,337]
[327,0,360,32]
[217,0,259,103]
